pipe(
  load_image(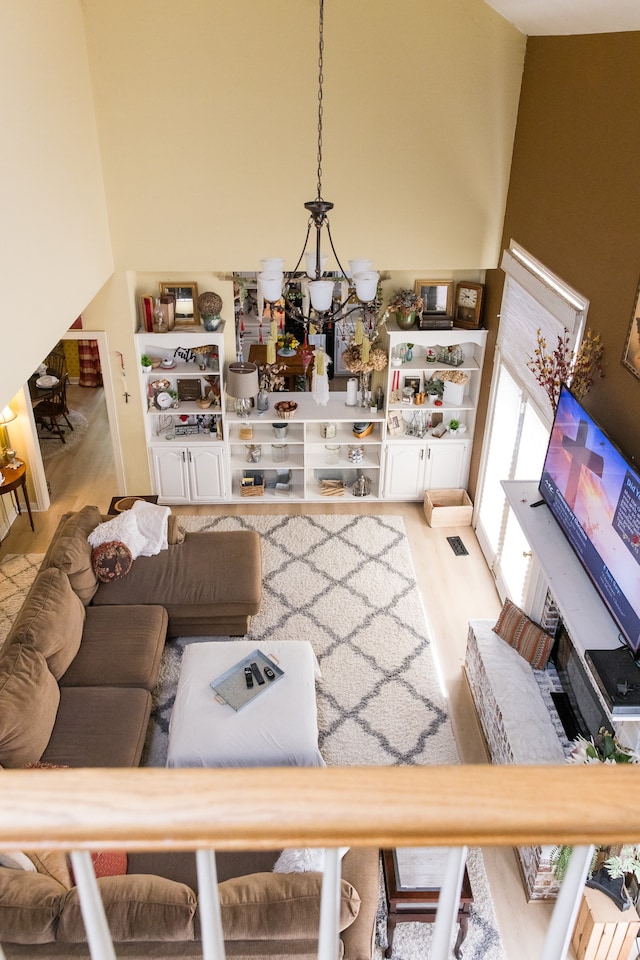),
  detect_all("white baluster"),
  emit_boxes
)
[431,845,468,960]
[318,848,349,960]
[541,844,595,960]
[196,849,226,960]
[69,851,116,960]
